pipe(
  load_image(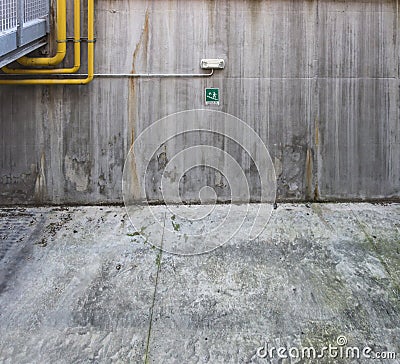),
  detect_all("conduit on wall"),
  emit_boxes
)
[0,0,93,85]
[75,70,215,78]
[1,0,81,74]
